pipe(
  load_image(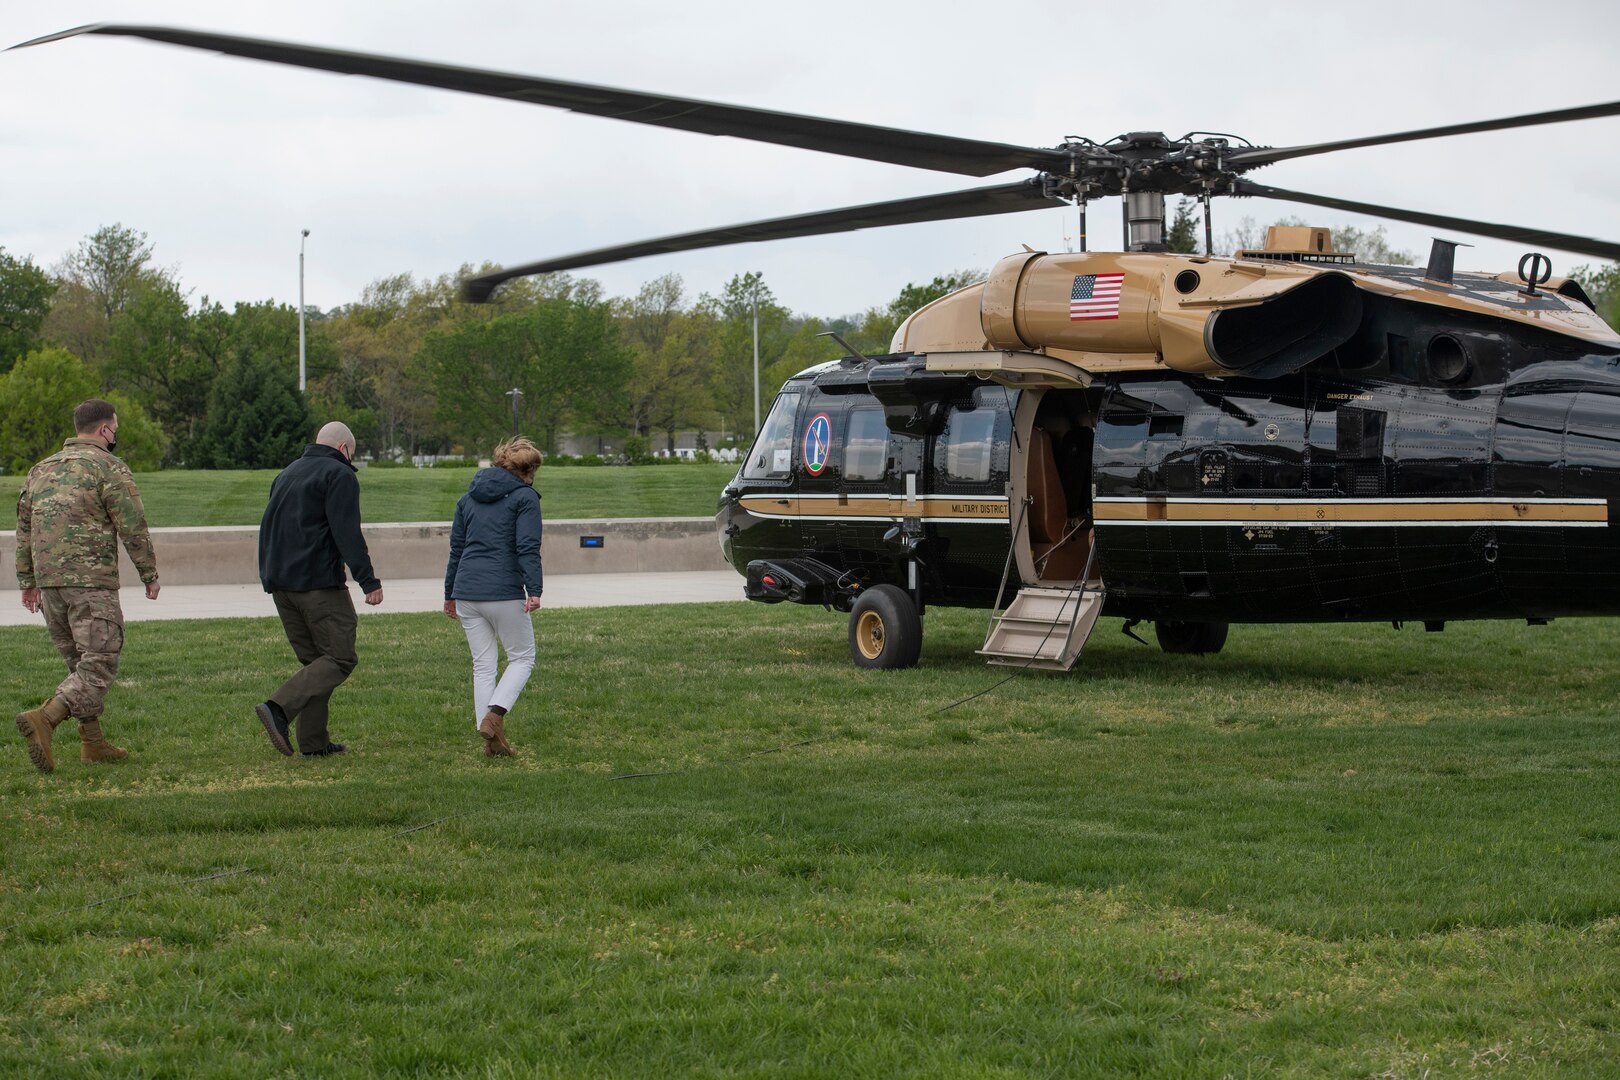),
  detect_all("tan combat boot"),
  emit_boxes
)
[16,696,70,773]
[478,711,514,757]
[78,719,129,763]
